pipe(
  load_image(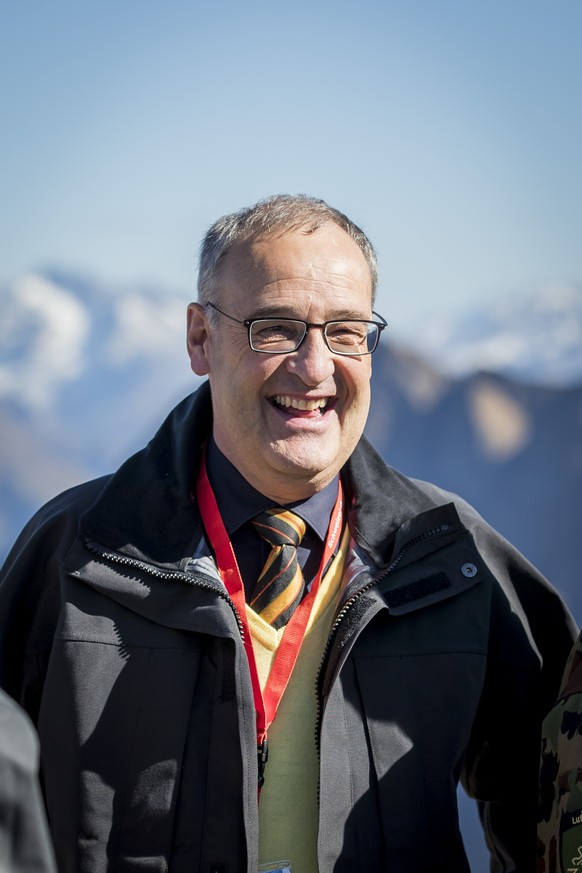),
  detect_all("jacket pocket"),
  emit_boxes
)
[352,647,485,870]
[38,618,204,872]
